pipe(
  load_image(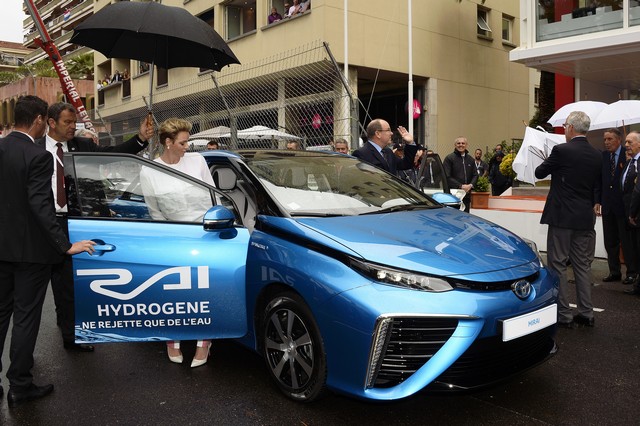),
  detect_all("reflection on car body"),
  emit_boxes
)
[65,149,558,402]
